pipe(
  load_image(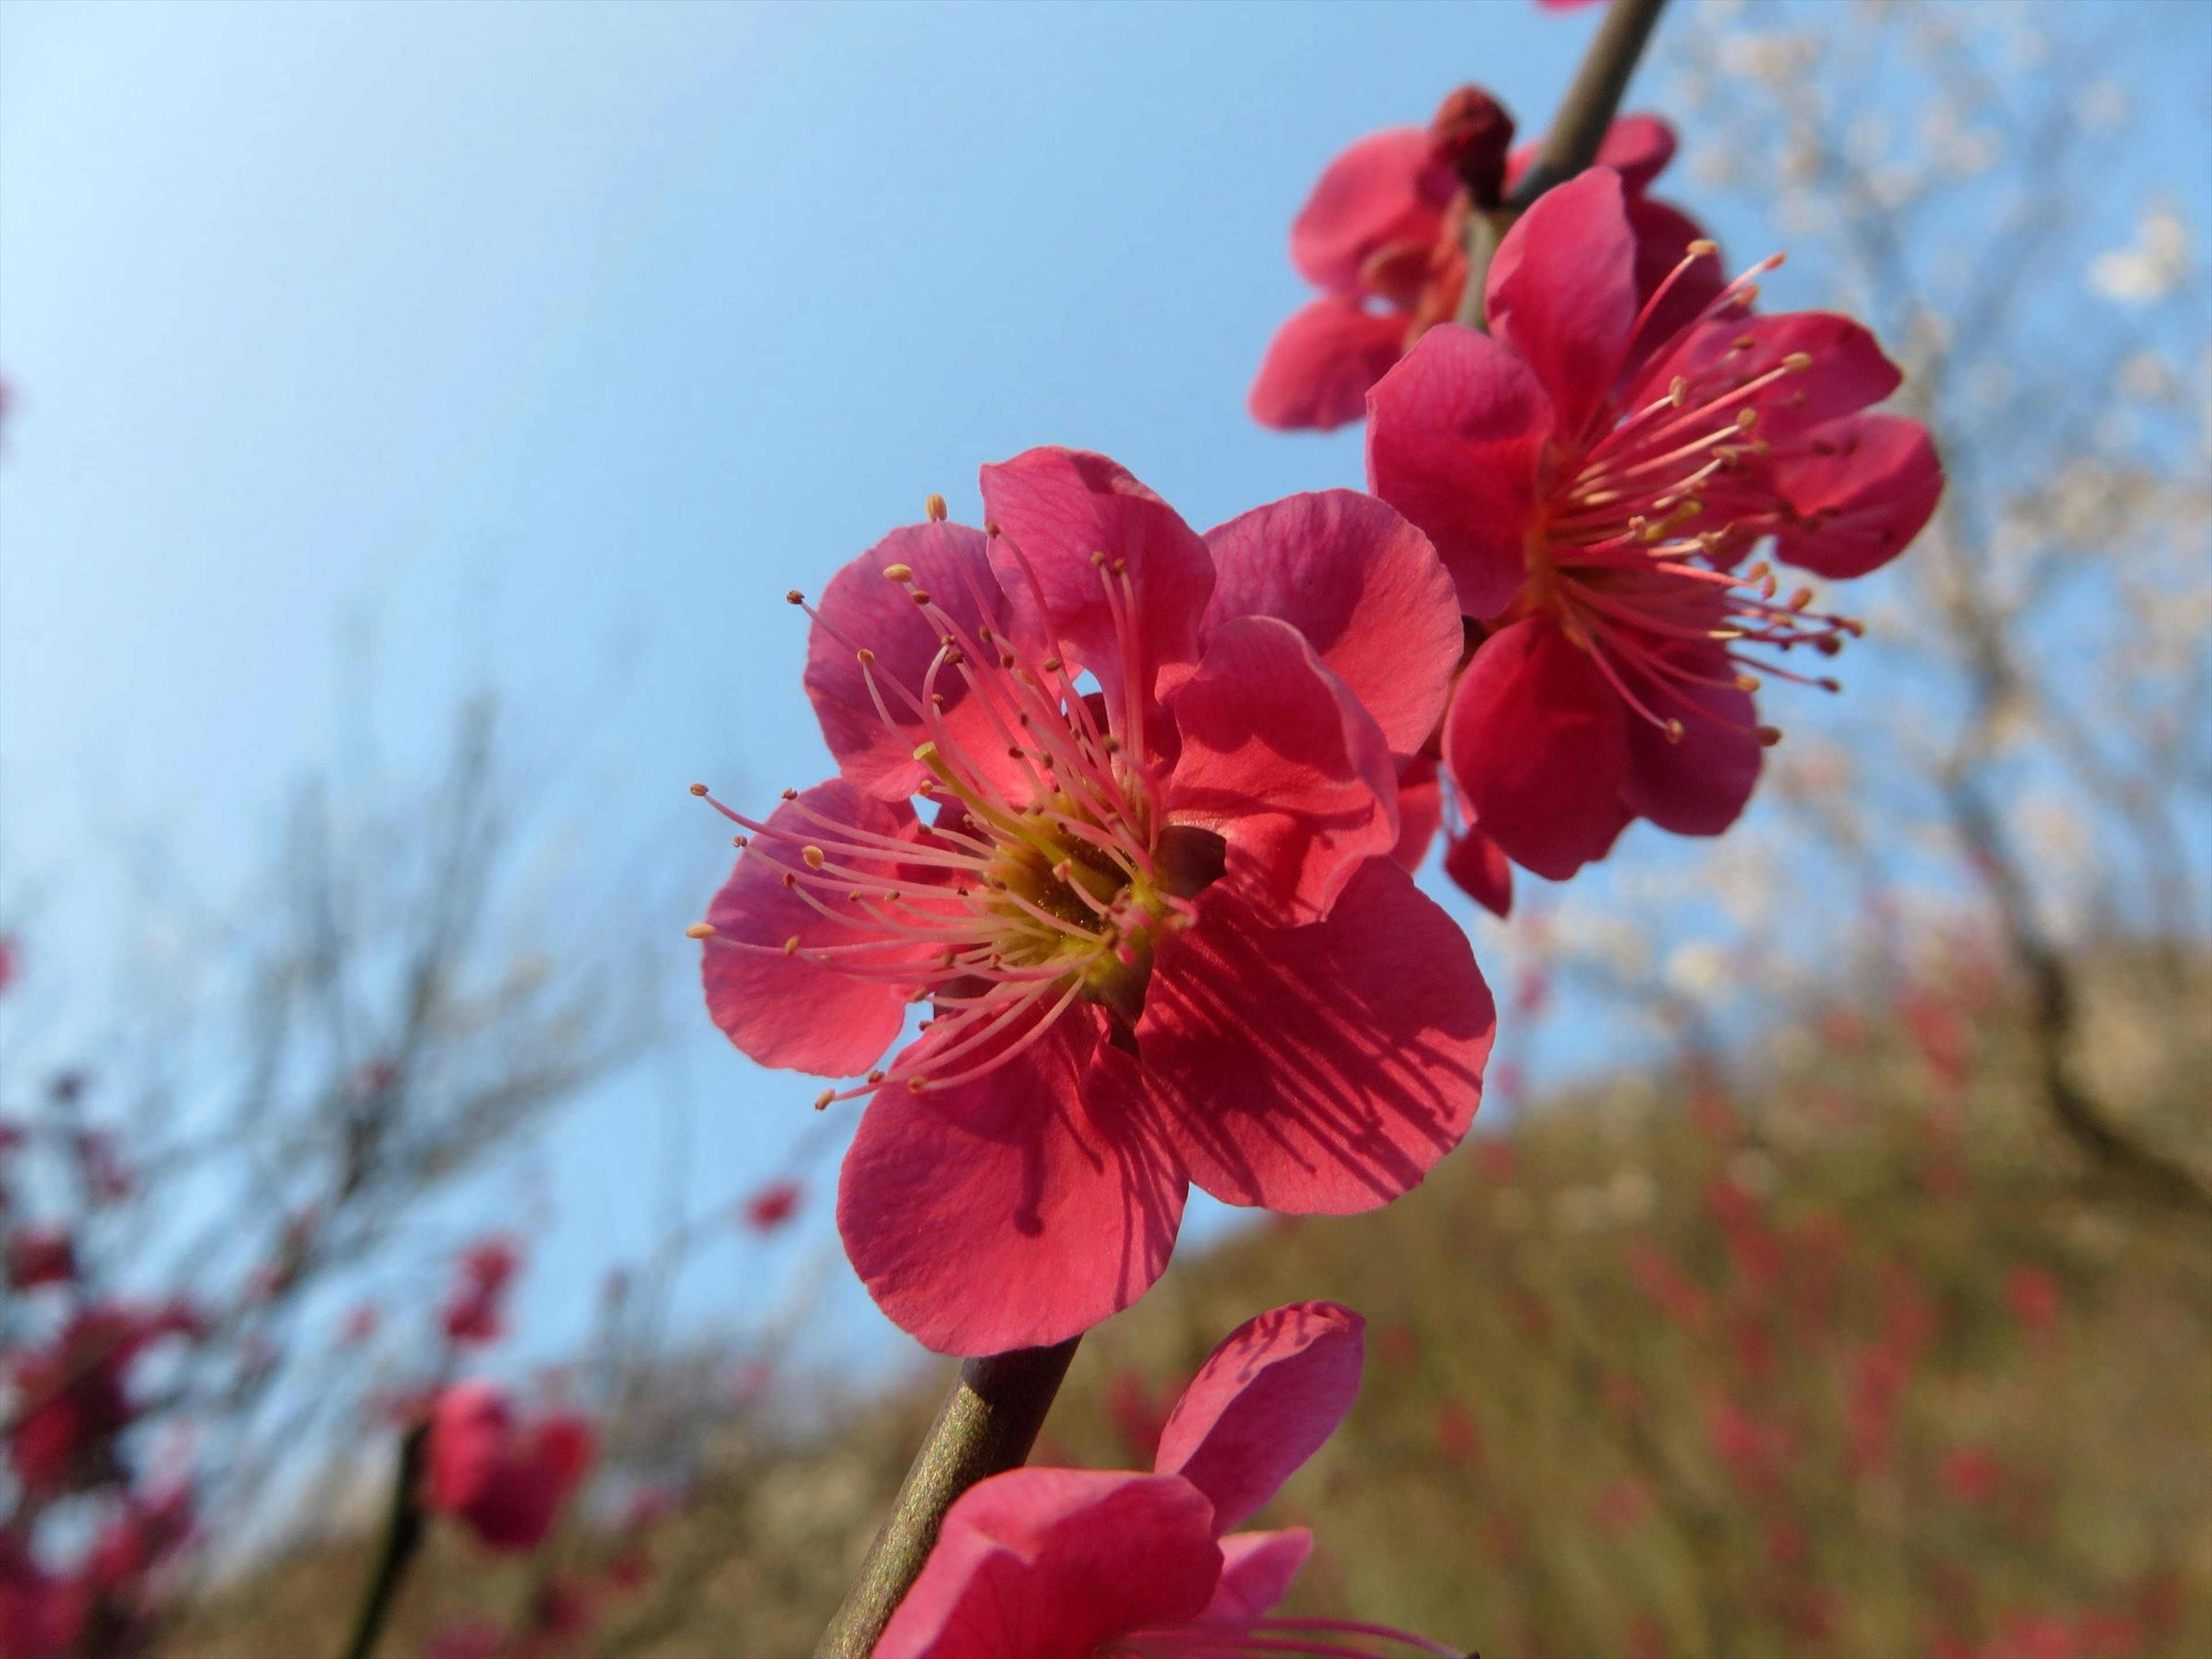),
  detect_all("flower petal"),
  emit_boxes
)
[1444,824,1514,918]
[1392,754,1442,873]
[1291,128,1453,295]
[876,1468,1222,1659]
[1596,112,1679,191]
[1163,615,1399,926]
[1622,646,1763,836]
[1138,858,1493,1214]
[1204,1529,1314,1622]
[1486,167,1642,443]
[1442,618,1630,881]
[1769,413,1944,578]
[1640,311,1903,444]
[979,447,1215,713]
[1366,324,1551,619]
[1248,296,1411,432]
[805,521,1011,801]
[1201,491,1463,763]
[1155,1301,1365,1532]
[1623,195,1726,378]
[836,1015,1187,1356]
[701,781,932,1076]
